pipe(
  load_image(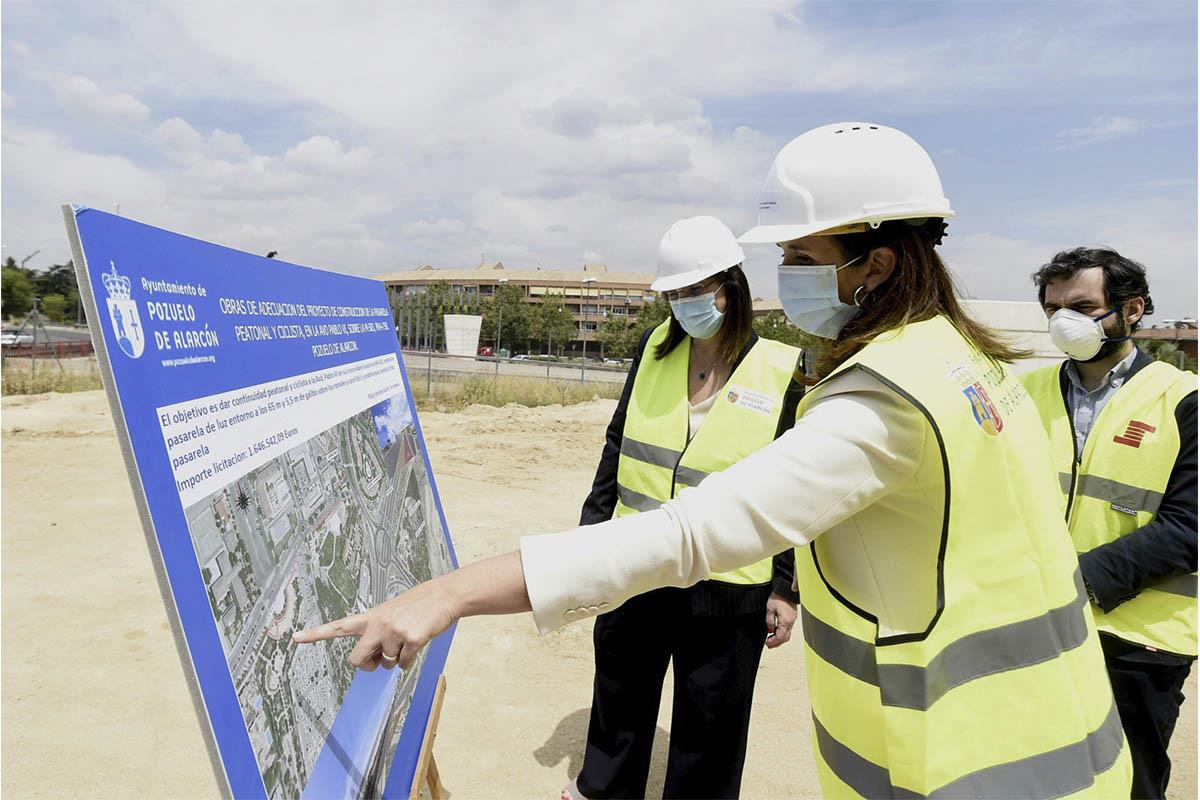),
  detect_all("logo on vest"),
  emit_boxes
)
[1110,502,1139,517]
[1114,420,1156,448]
[725,385,775,416]
[949,366,1004,436]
